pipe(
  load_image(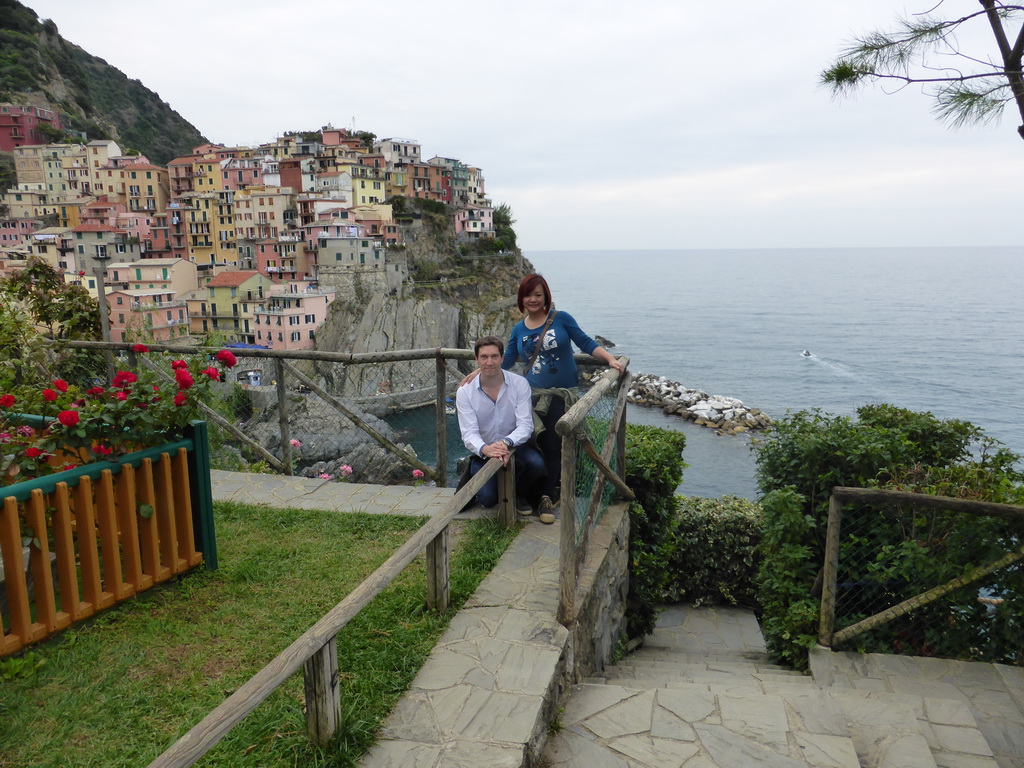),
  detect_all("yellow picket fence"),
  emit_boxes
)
[0,425,215,657]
